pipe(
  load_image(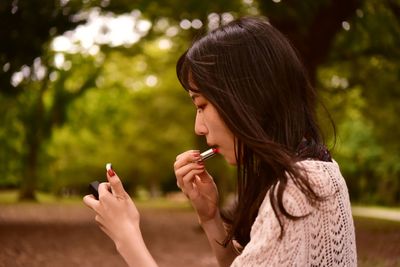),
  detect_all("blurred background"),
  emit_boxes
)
[0,0,399,266]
